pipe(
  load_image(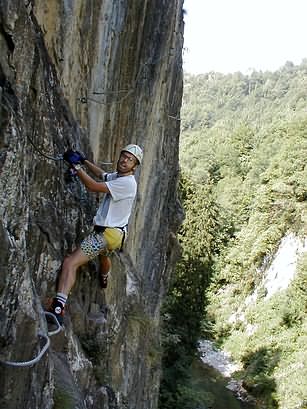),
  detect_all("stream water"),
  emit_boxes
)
[188,235,307,408]
[187,340,256,409]
[190,359,255,409]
